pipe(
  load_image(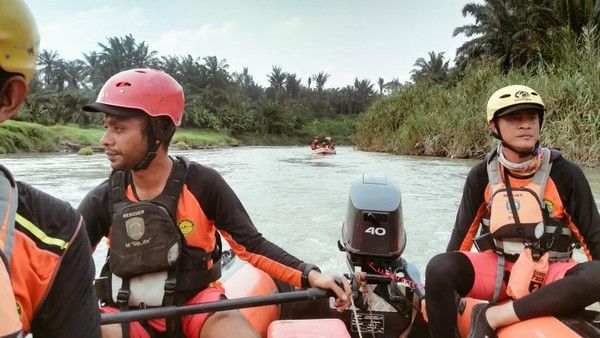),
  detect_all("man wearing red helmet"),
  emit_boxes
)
[0,0,101,337]
[78,68,351,338]
[424,85,600,338]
